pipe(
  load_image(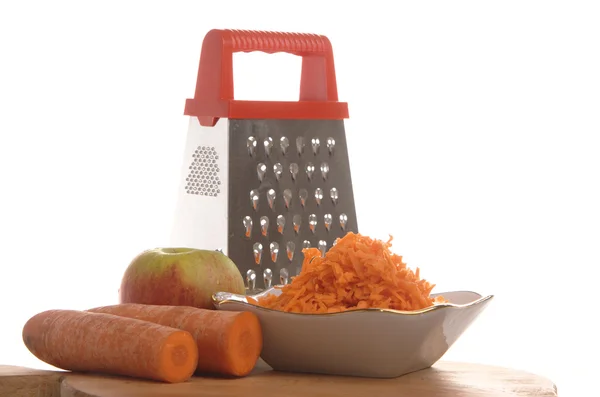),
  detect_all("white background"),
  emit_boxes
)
[1,1,599,396]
